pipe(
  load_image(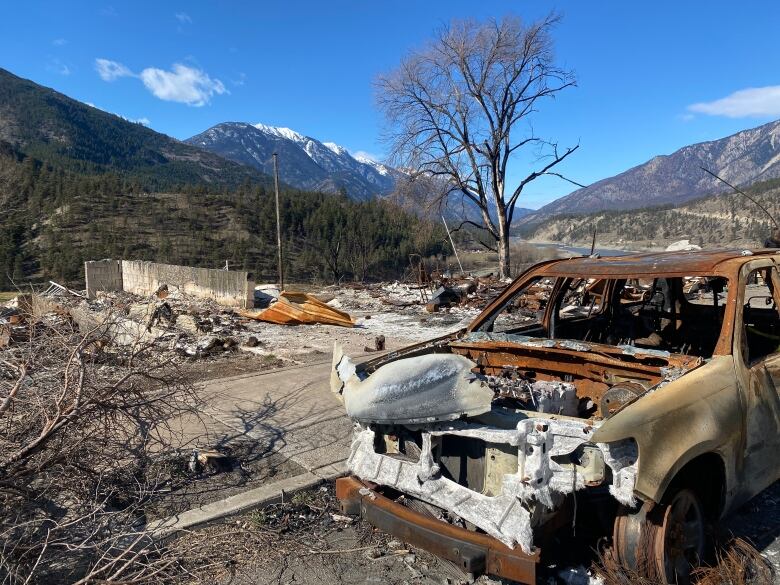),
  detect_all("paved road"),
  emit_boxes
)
[197,360,351,479]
